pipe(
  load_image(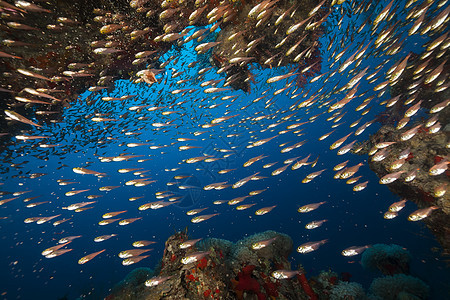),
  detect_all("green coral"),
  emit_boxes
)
[361,244,411,275]
[369,274,429,300]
